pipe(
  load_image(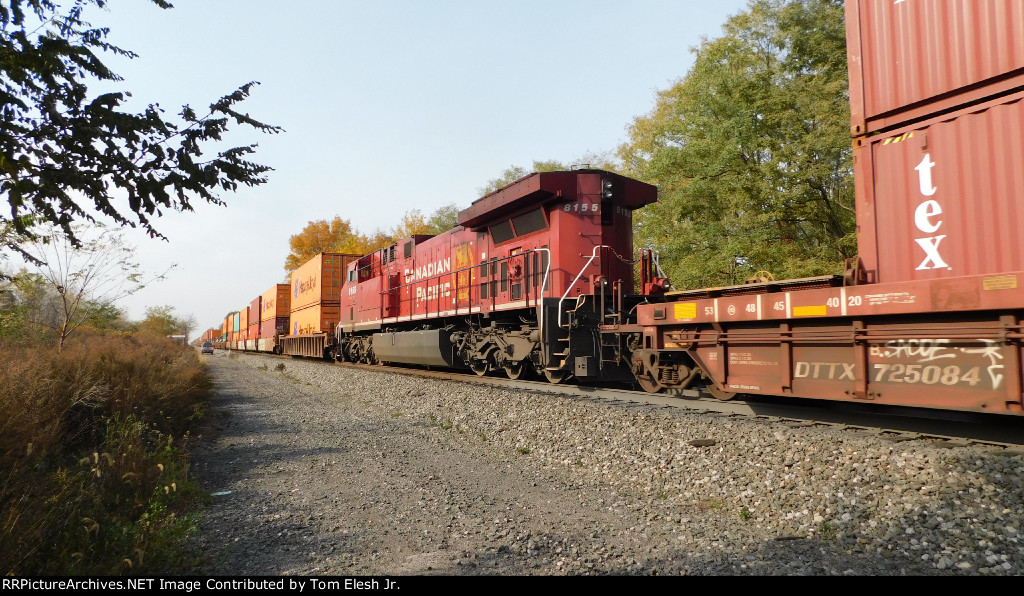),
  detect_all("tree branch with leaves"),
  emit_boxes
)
[0,0,281,256]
